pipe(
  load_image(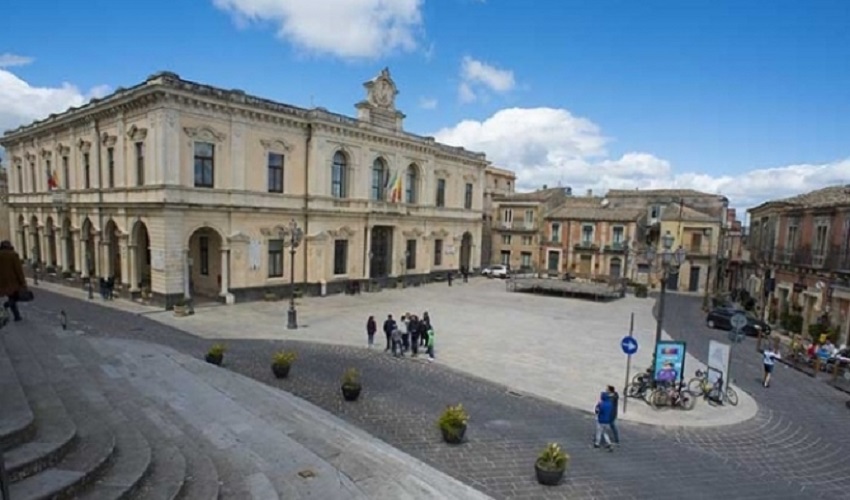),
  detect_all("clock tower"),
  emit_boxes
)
[356,67,406,131]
